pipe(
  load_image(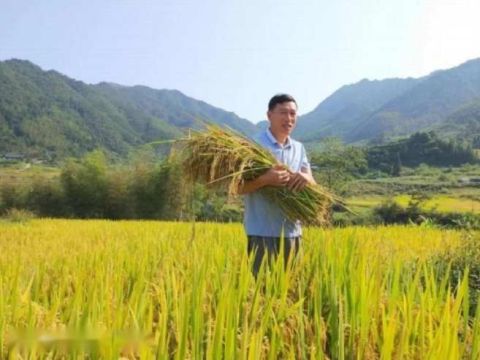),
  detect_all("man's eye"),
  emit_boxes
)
[275,110,297,117]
